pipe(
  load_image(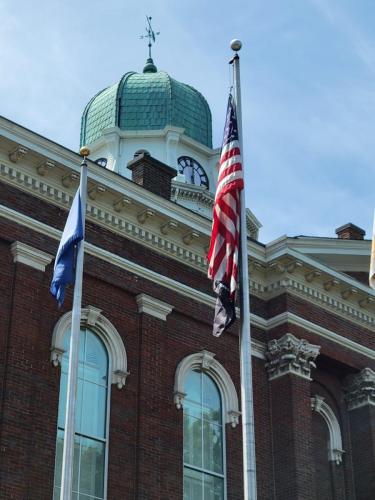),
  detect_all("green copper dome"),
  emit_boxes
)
[80,67,212,148]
